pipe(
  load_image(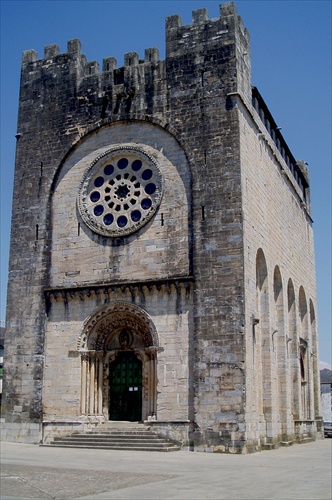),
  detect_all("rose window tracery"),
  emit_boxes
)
[78,146,163,237]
